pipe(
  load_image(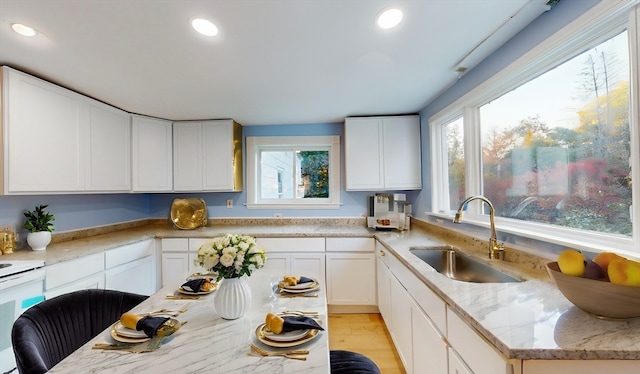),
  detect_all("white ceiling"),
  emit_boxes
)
[0,0,548,125]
